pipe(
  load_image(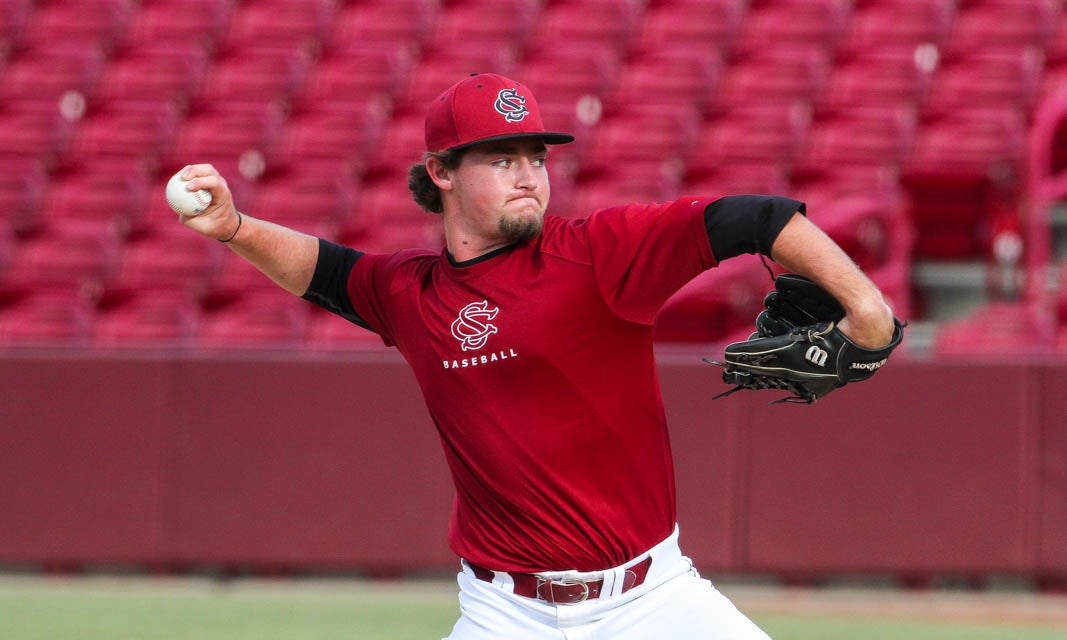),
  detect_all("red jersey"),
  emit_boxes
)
[345,198,718,572]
